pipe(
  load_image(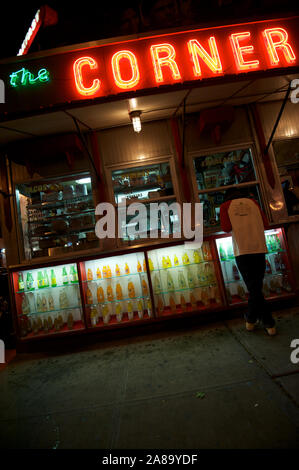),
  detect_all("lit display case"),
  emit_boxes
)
[79,251,153,327]
[147,241,223,317]
[12,262,85,338]
[216,228,294,305]
[15,173,97,260]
